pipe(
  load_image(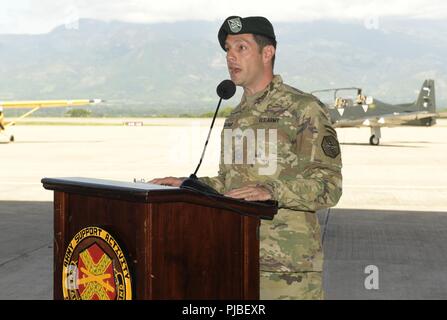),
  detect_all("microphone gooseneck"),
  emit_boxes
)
[191,80,236,178]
